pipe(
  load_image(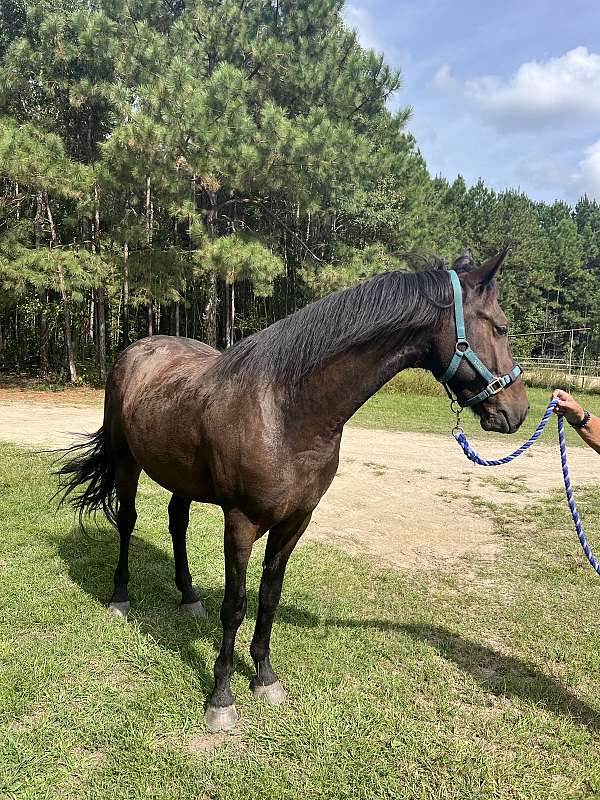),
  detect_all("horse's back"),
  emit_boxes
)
[110,335,217,398]
[103,336,222,498]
